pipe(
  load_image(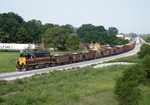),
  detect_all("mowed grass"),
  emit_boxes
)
[0,51,20,73]
[0,65,150,105]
